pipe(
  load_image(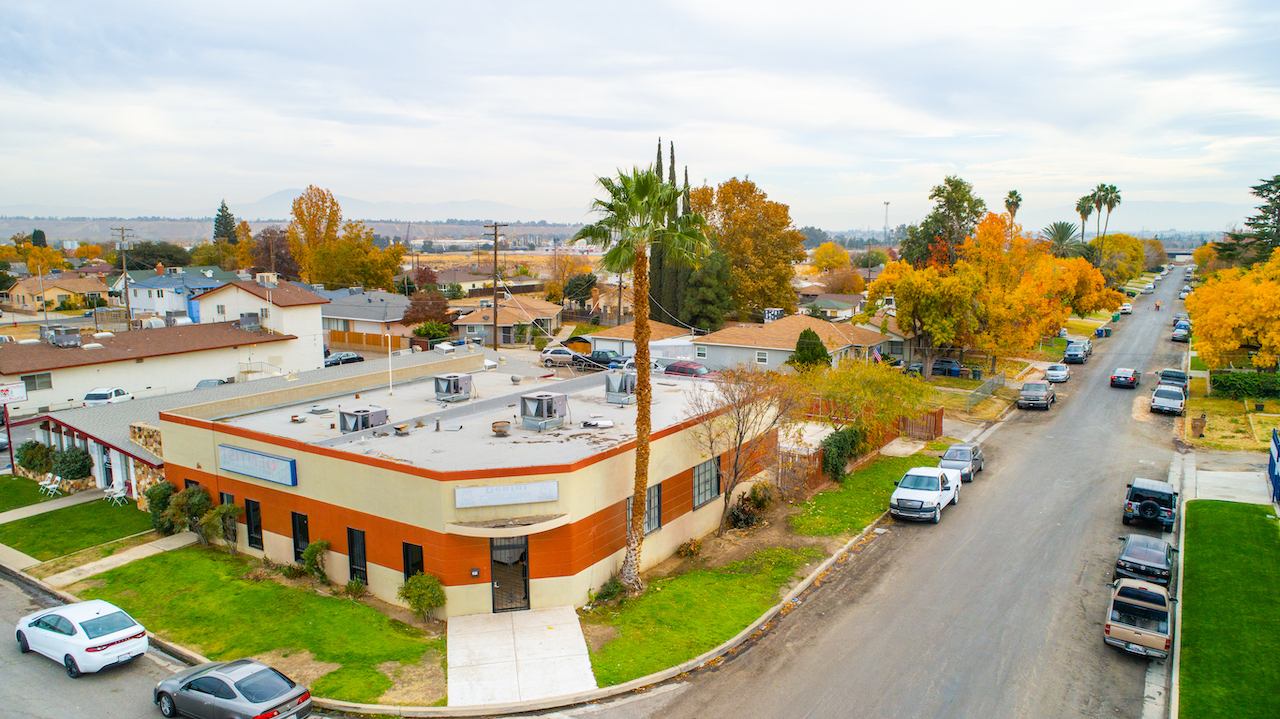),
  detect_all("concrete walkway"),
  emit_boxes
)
[43,532,198,587]
[1192,470,1271,504]
[0,543,41,570]
[446,606,596,706]
[0,487,105,525]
